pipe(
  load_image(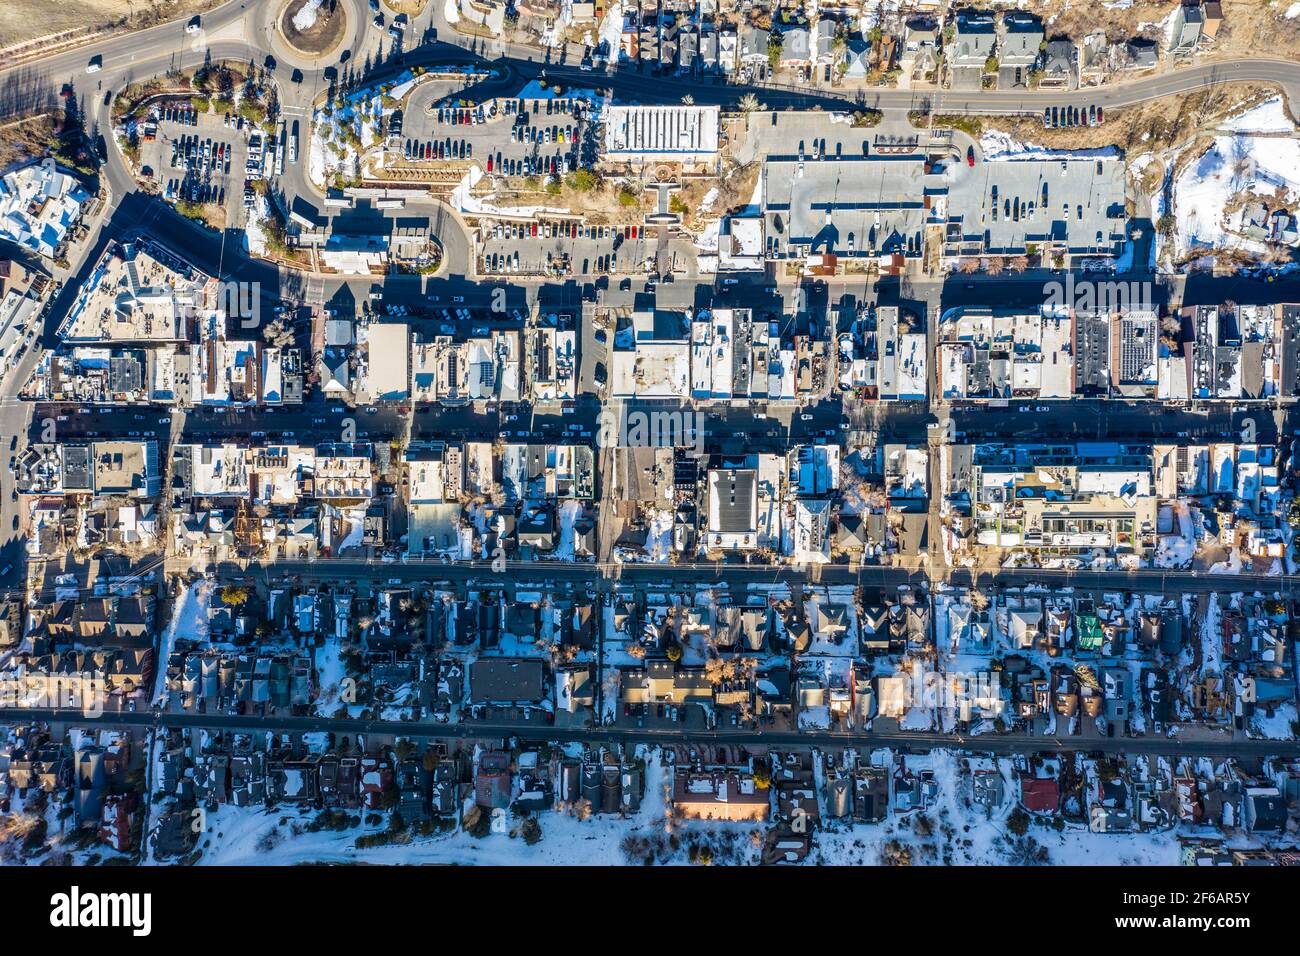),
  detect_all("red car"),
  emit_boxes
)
[967,146,975,167]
